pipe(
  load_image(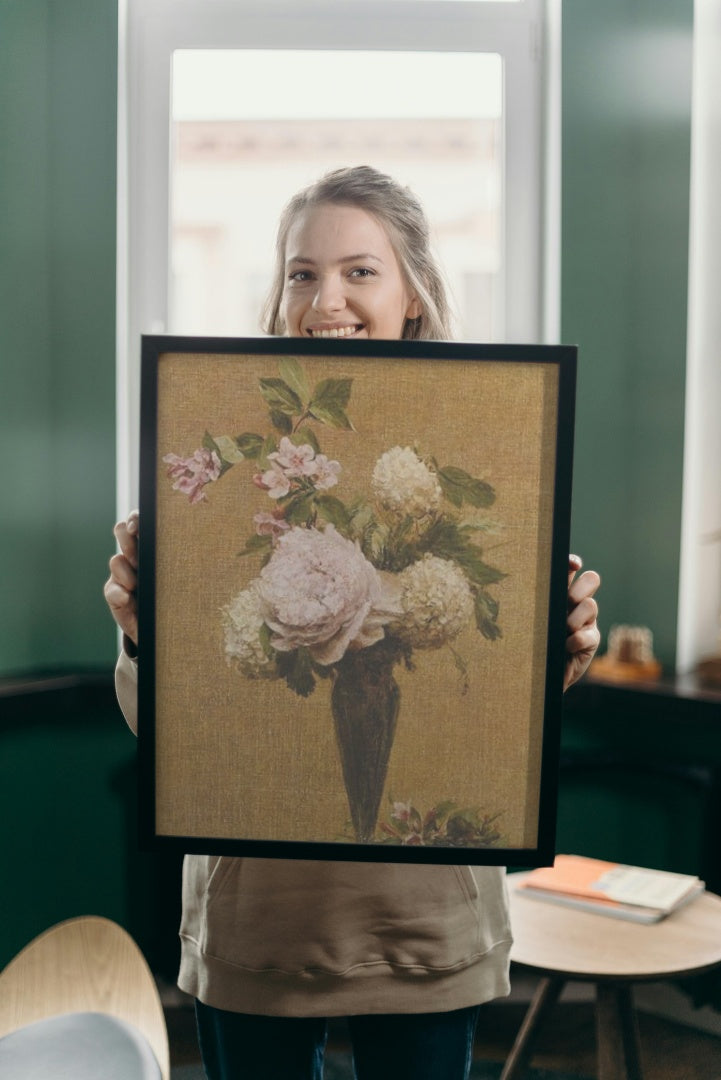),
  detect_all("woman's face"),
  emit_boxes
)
[280,203,421,340]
